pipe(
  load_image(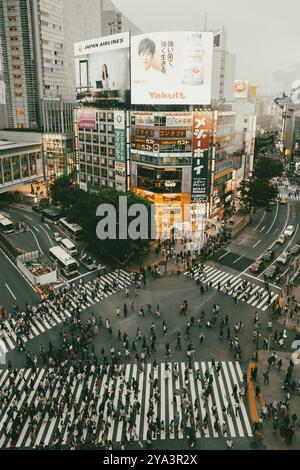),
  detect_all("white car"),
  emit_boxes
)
[276,234,286,245]
[284,225,295,237]
[53,232,62,243]
[277,252,291,265]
